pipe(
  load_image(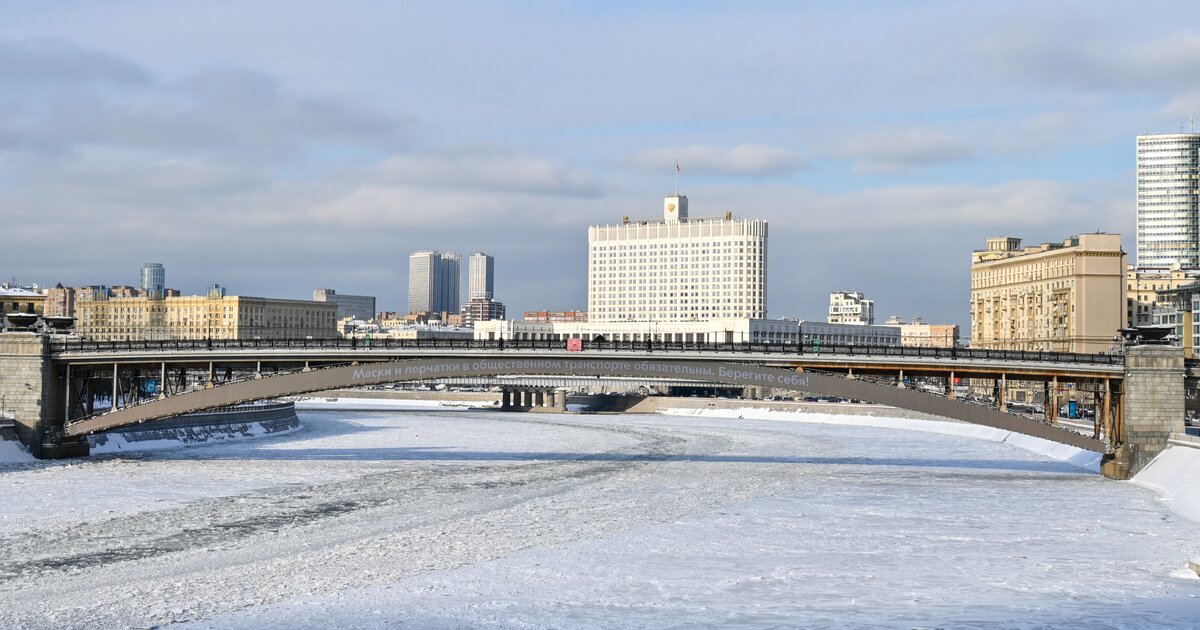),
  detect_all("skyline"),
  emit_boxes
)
[4,2,1199,327]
